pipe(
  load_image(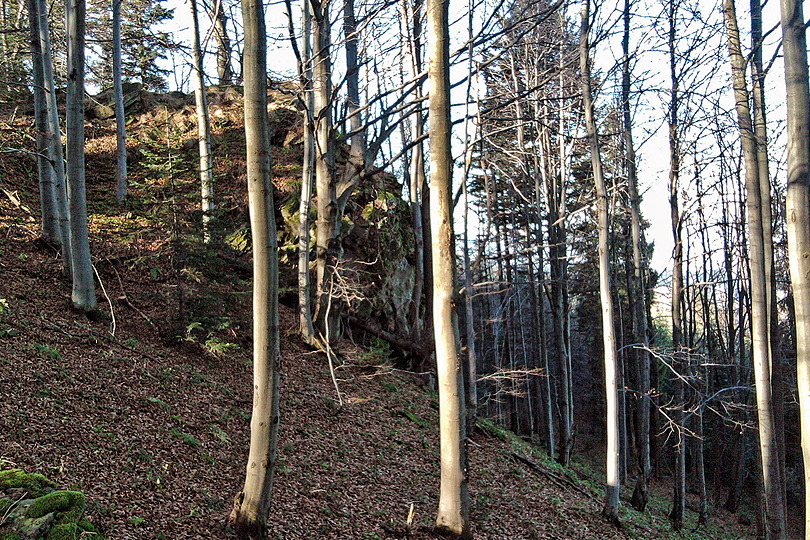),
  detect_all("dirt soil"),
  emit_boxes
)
[0,94,759,540]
